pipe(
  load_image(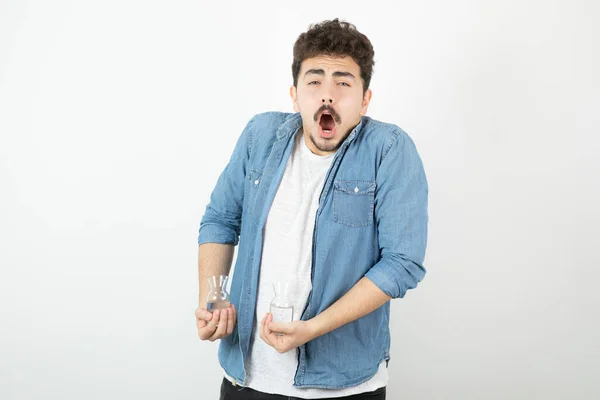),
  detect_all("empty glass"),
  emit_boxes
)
[206,275,231,311]
[270,281,294,329]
